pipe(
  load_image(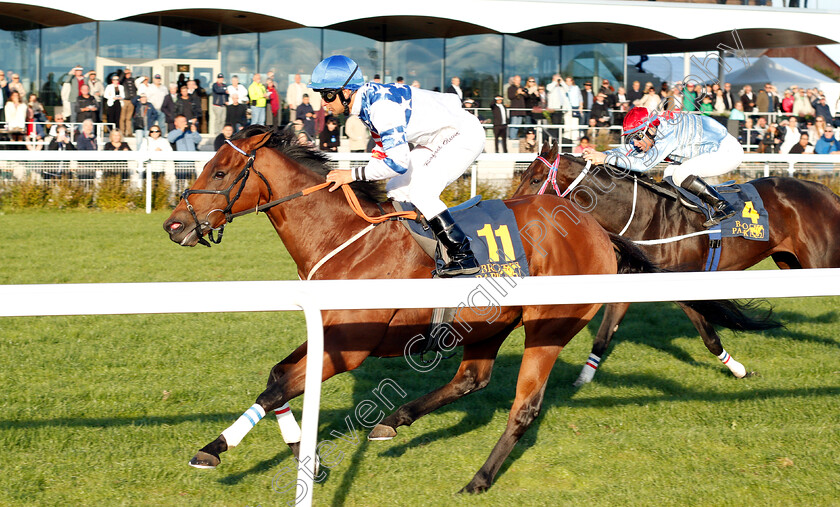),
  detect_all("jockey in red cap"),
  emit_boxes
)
[584,106,740,228]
